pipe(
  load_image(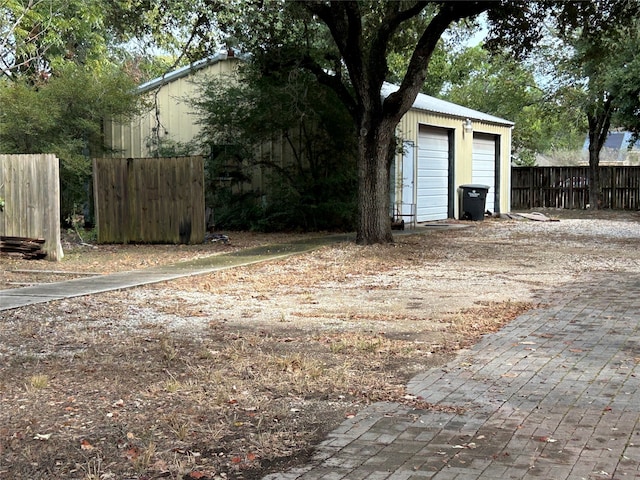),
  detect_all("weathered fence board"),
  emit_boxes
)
[93,156,205,244]
[0,154,63,261]
[512,166,640,210]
